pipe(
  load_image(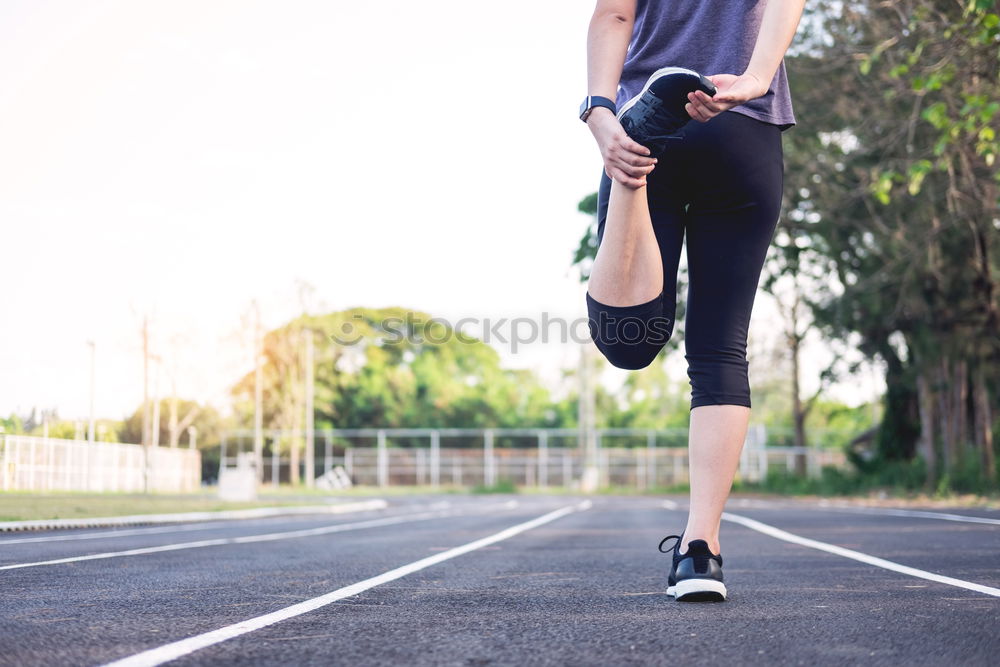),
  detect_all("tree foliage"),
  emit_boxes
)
[782,0,999,489]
